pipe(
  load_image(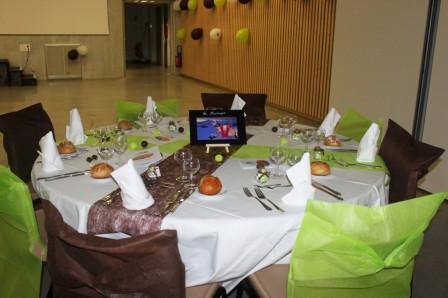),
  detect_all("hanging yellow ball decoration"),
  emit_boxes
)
[214,0,226,7]
[235,28,250,43]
